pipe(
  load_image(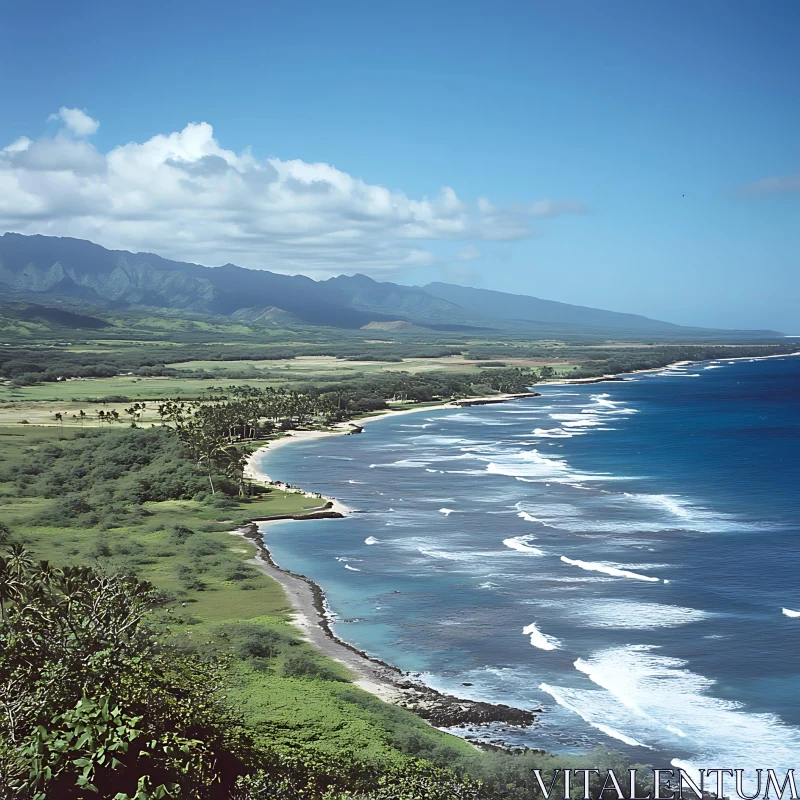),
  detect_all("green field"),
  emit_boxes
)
[169,353,579,376]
